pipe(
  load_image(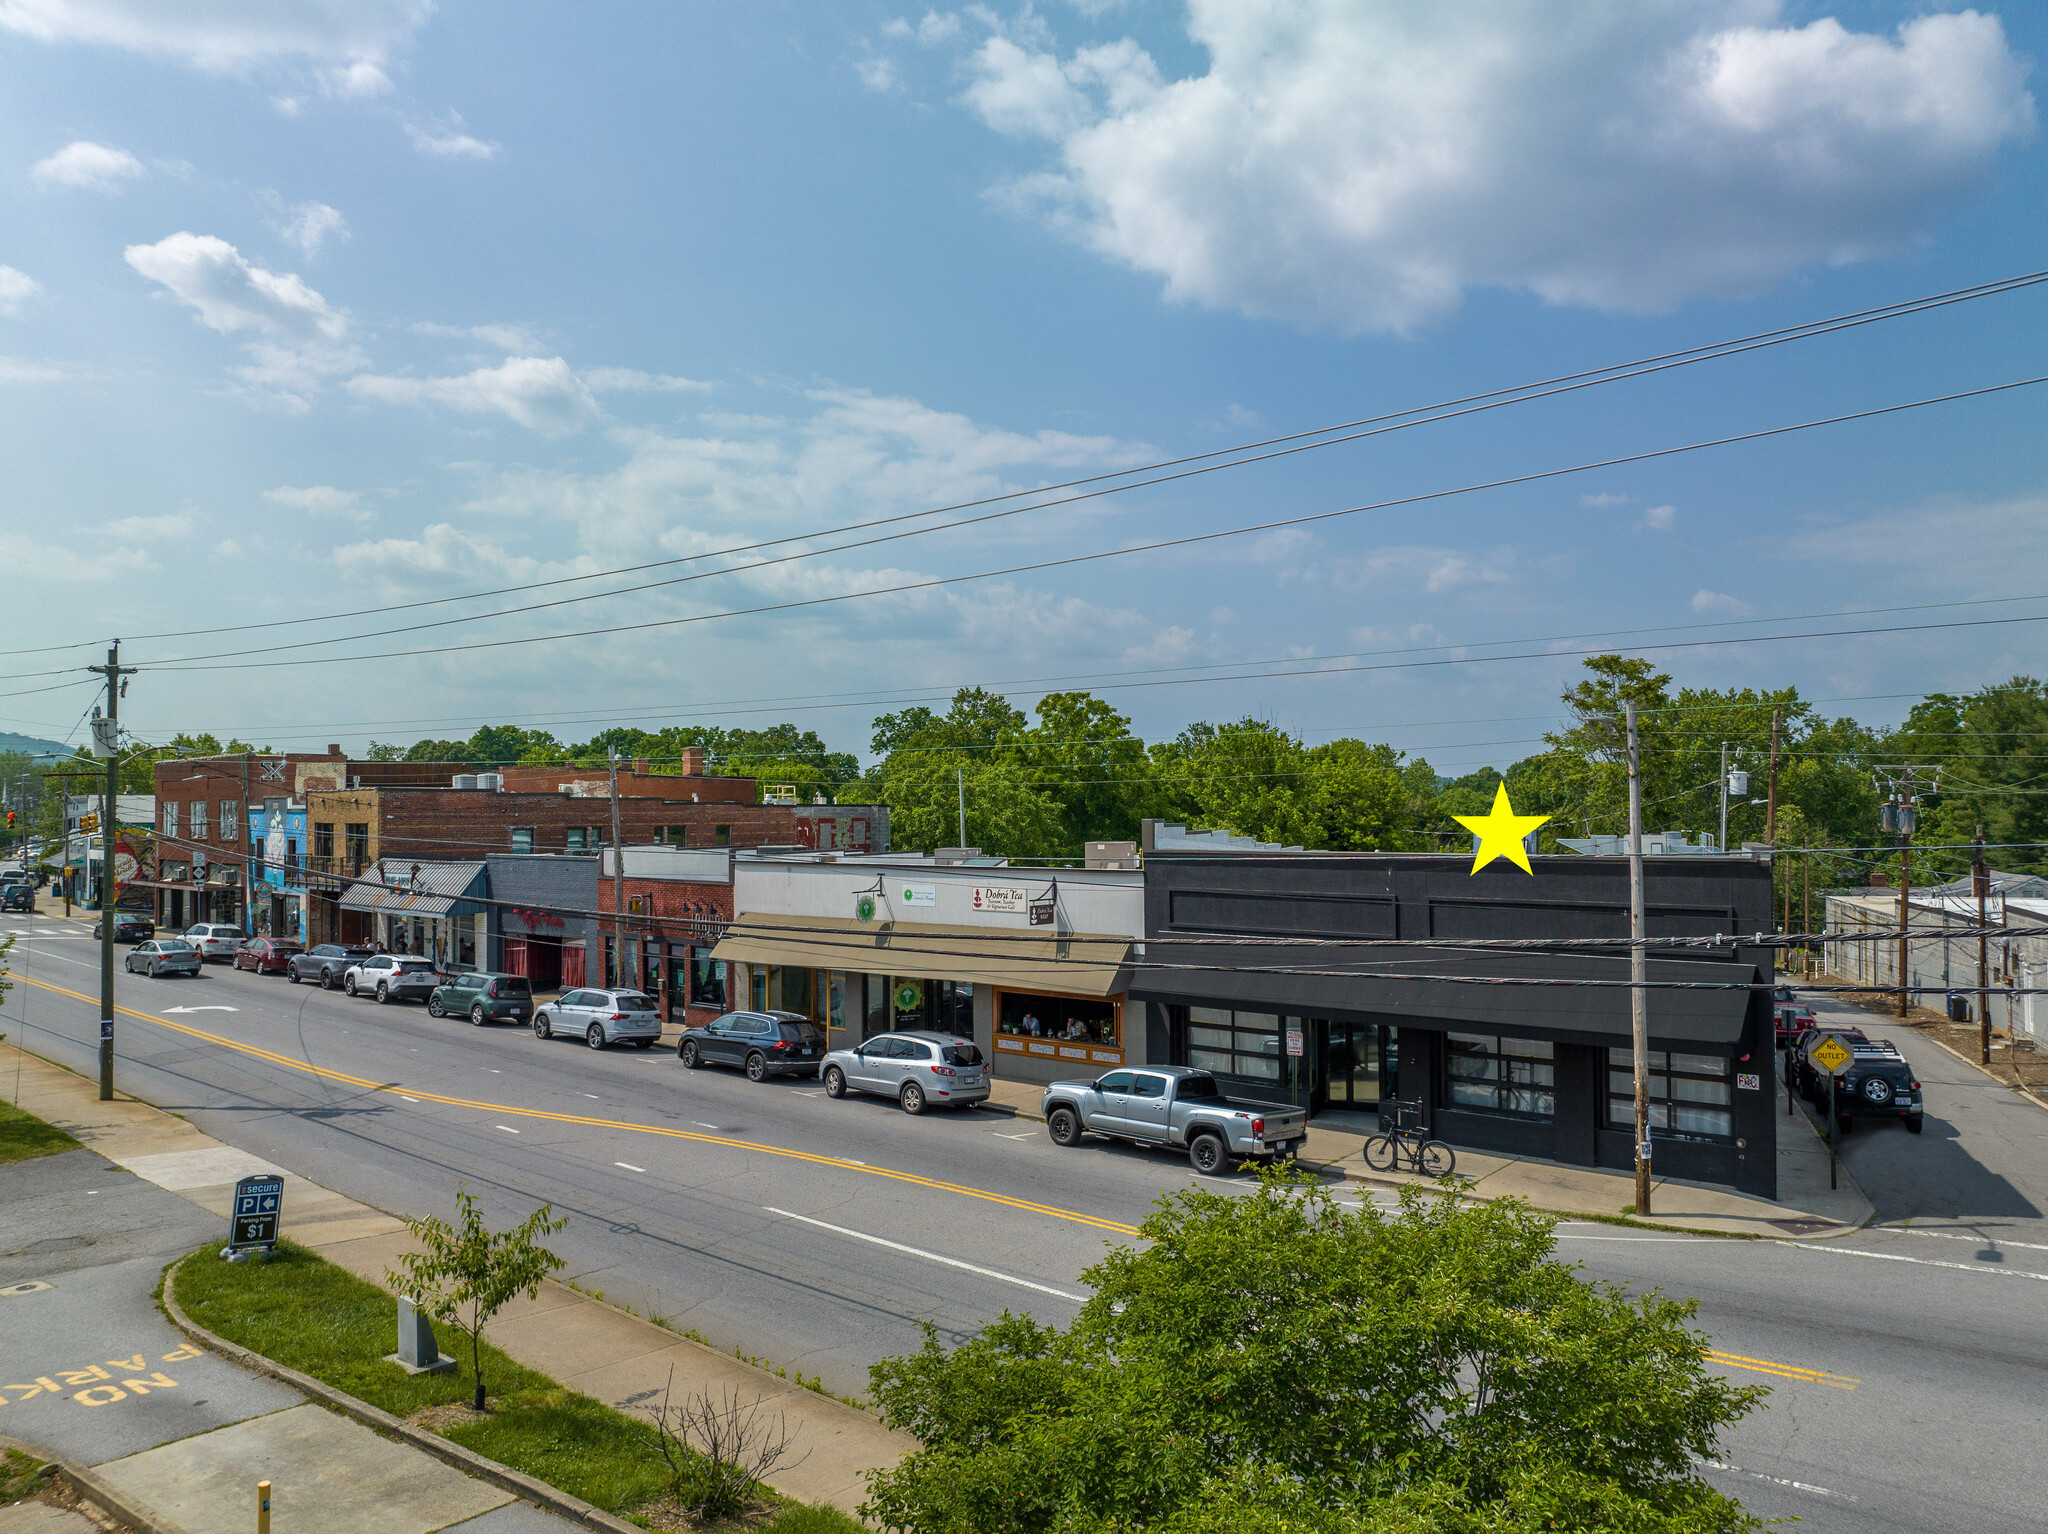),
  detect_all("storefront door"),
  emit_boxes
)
[1320,1022,1395,1111]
